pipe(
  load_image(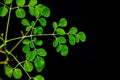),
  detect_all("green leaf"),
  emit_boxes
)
[53,39,58,48]
[4,0,13,4]
[29,7,35,16]
[13,68,22,79]
[42,7,50,18]
[34,40,43,46]
[23,61,33,72]
[69,35,76,46]
[26,50,37,61]
[56,45,62,52]
[4,65,13,78]
[34,75,44,80]
[29,0,37,6]
[37,48,47,57]
[60,45,68,56]
[0,7,8,17]
[16,0,25,6]
[15,8,26,18]
[36,26,43,34]
[57,36,66,44]
[34,6,40,18]
[34,56,45,72]
[56,28,65,35]
[77,31,86,42]
[69,27,78,34]
[22,44,30,53]
[33,28,37,35]
[0,77,3,80]
[22,39,30,44]
[31,21,35,26]
[58,18,67,27]
[53,21,58,29]
[21,19,30,26]
[39,18,47,27]
[26,26,31,31]
[75,34,80,43]
[29,42,34,48]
